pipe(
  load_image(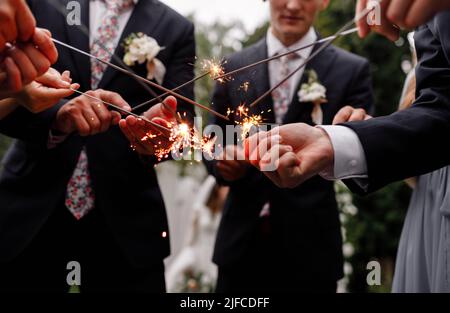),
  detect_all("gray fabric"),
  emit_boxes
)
[392,166,450,292]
